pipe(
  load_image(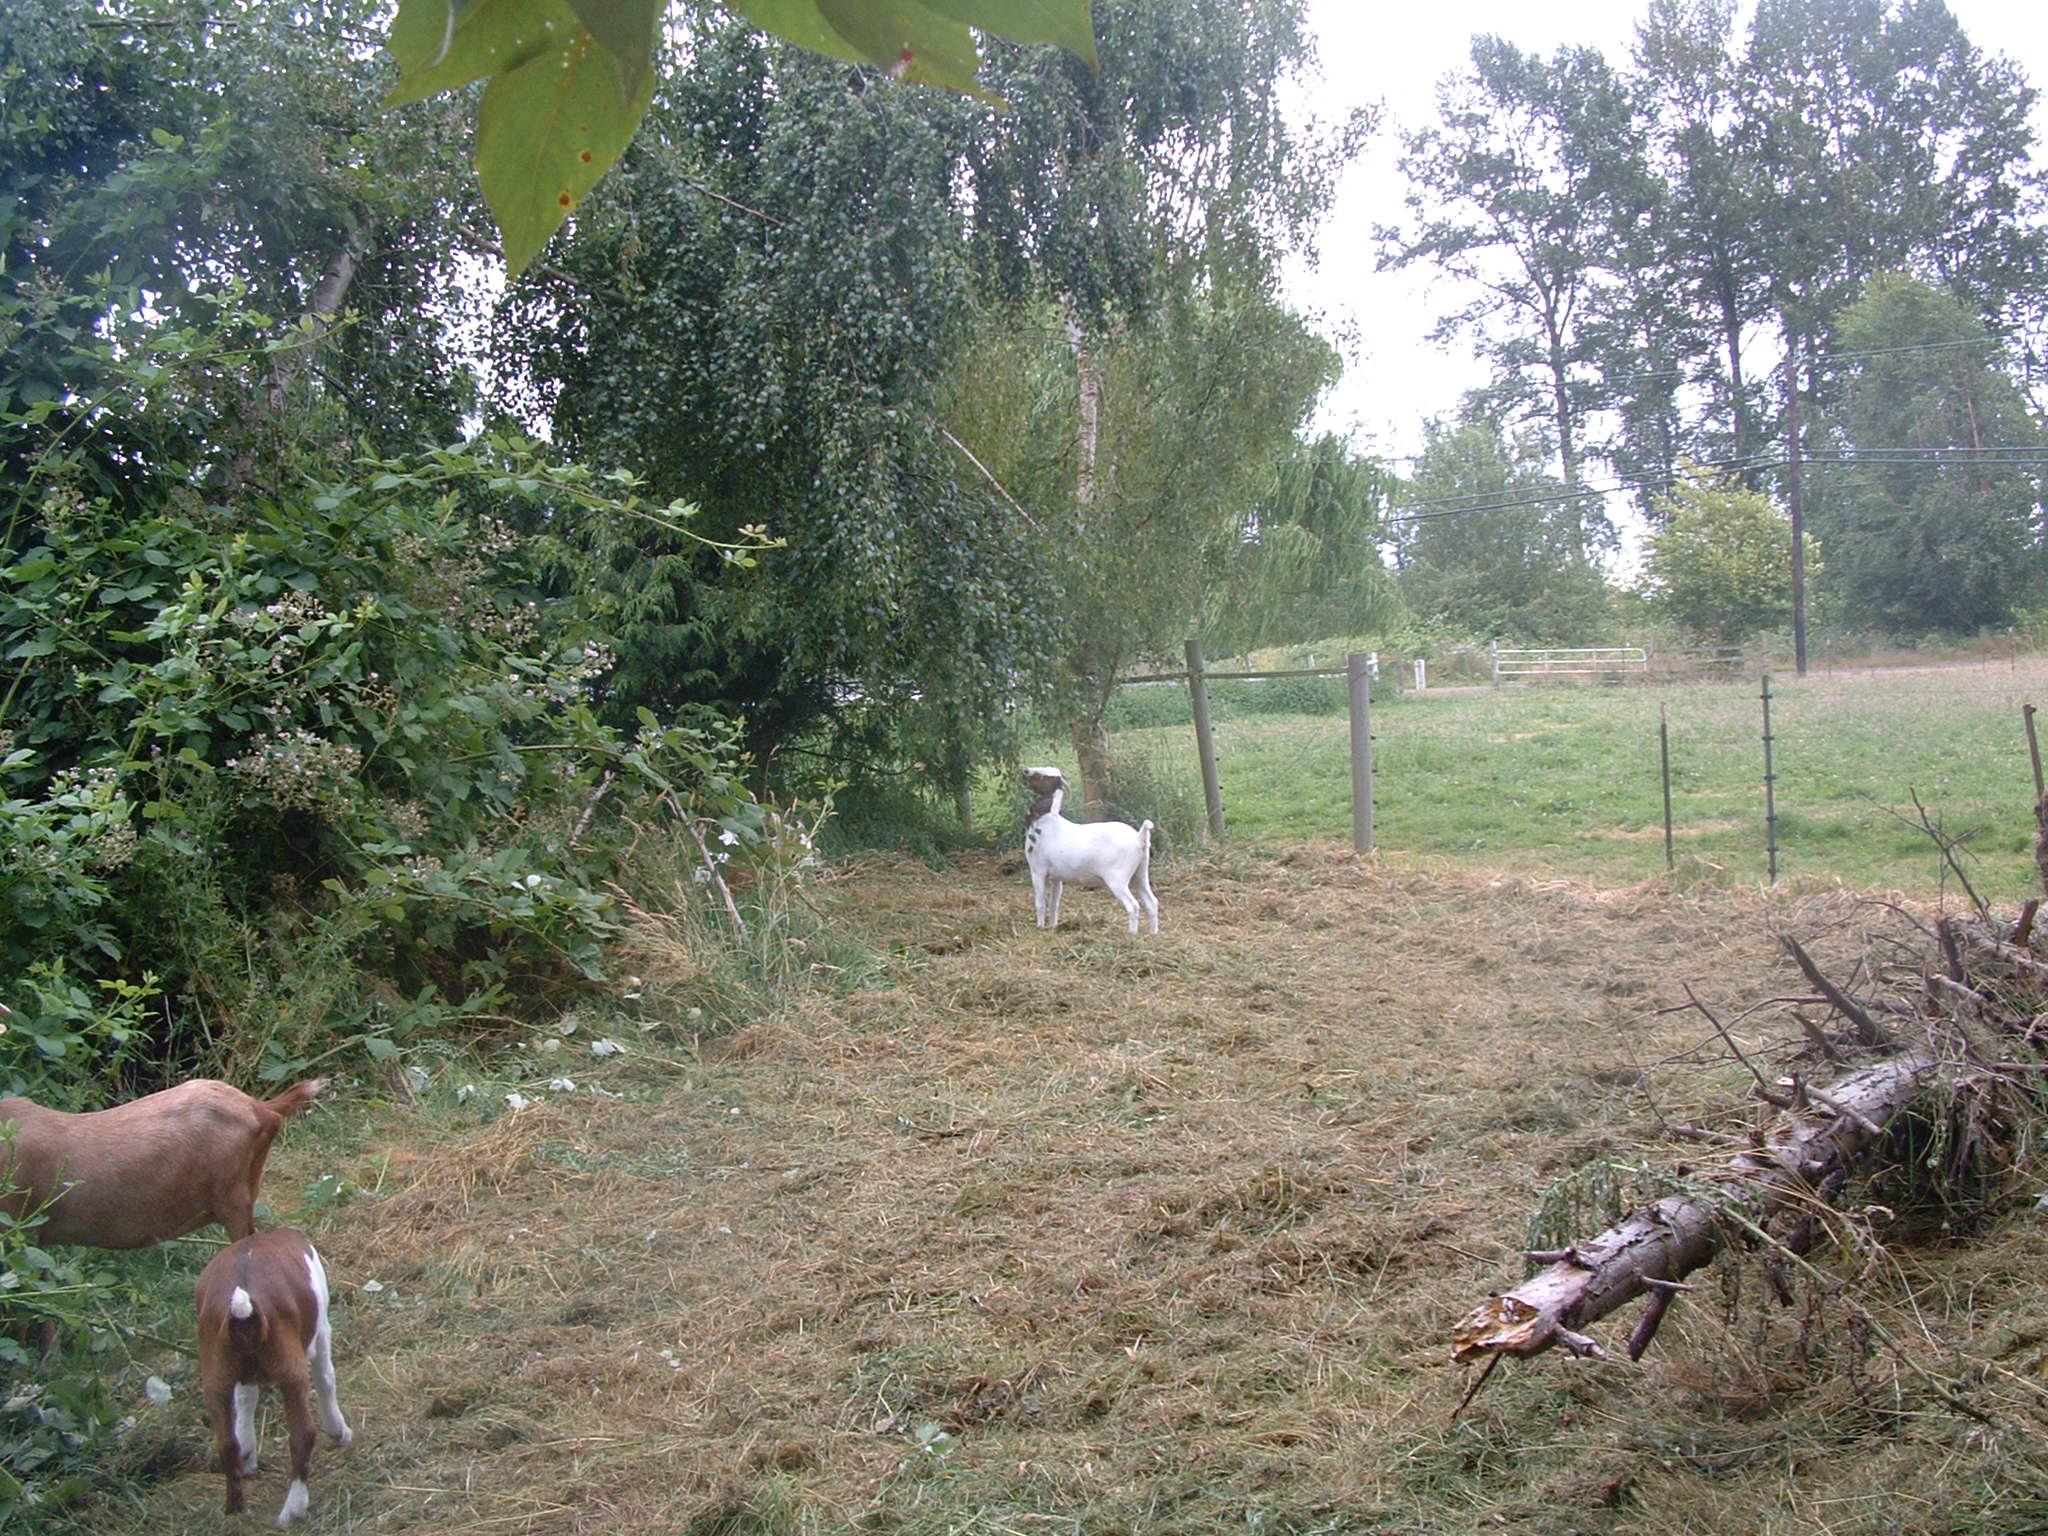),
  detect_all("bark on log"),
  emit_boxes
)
[1452,1048,1938,1366]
